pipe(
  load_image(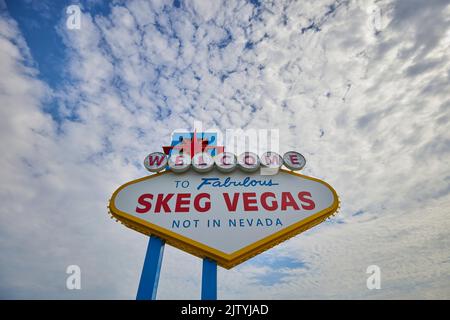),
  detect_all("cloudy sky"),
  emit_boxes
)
[1,0,449,299]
